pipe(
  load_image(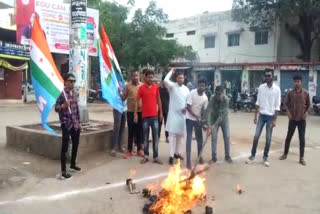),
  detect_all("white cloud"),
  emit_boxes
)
[112,0,233,20]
